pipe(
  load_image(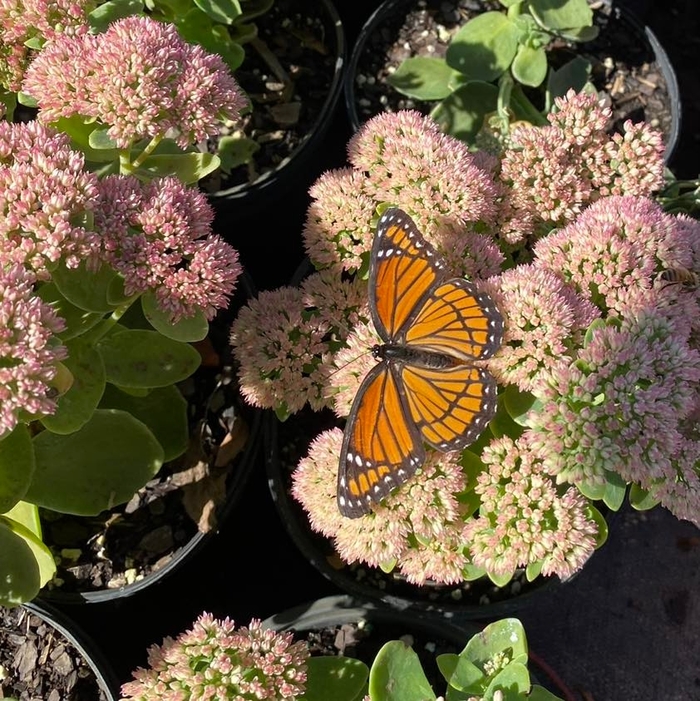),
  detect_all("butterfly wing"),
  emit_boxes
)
[337,360,425,518]
[370,207,446,342]
[399,363,499,452]
[404,278,503,360]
